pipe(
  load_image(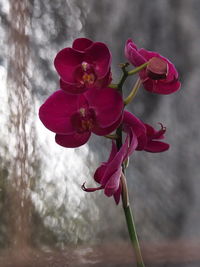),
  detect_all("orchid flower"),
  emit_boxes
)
[39,87,124,148]
[83,111,169,204]
[125,39,181,94]
[54,38,112,94]
[82,130,138,205]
